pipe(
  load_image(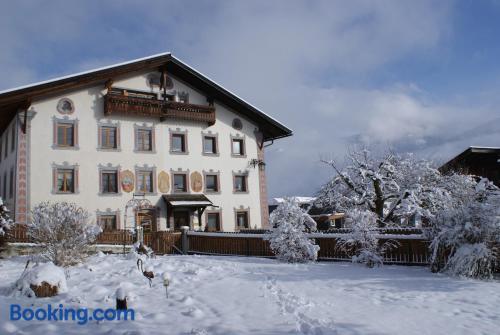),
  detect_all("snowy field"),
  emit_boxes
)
[0,254,499,335]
